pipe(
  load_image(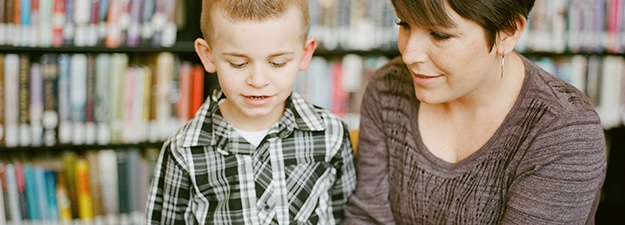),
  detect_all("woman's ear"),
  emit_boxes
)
[298,37,319,71]
[194,38,217,73]
[497,18,527,55]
